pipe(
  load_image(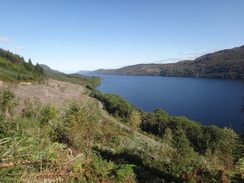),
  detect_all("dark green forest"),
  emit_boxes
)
[93,45,244,79]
